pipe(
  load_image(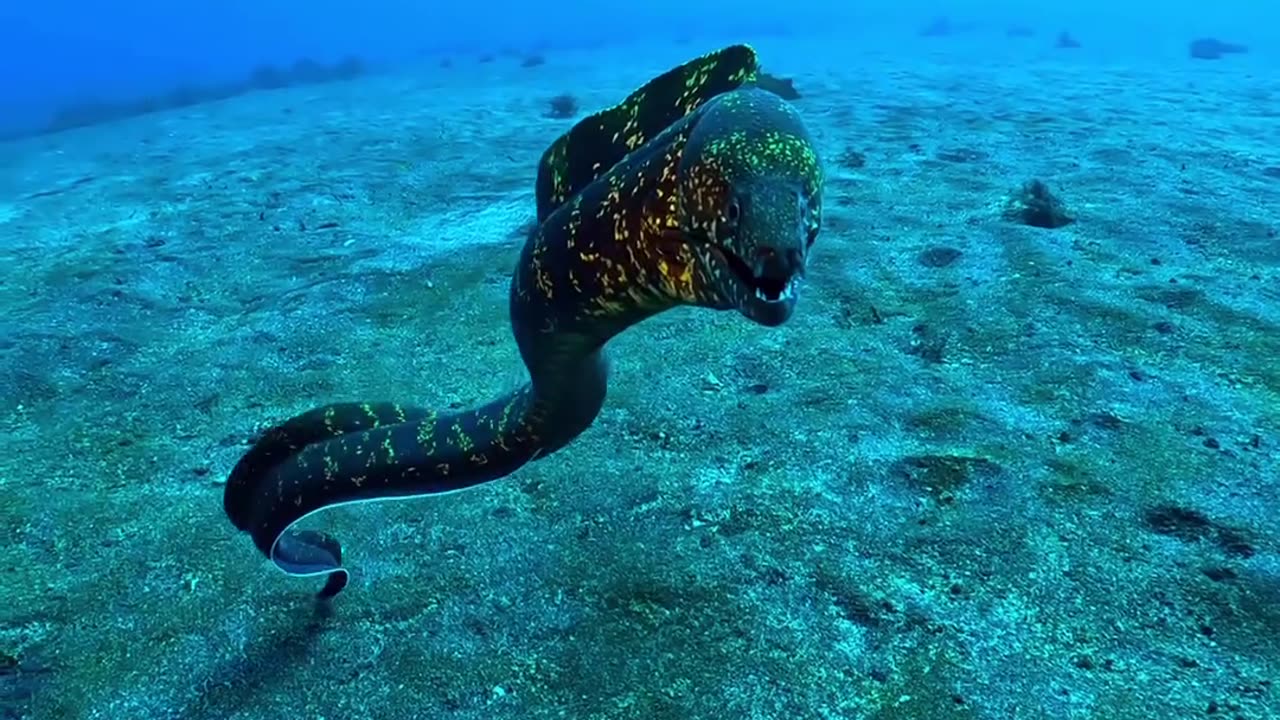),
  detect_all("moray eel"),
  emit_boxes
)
[223,44,825,598]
